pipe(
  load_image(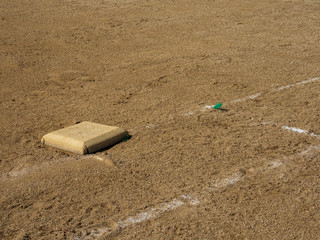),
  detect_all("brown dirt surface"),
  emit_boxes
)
[1,0,320,239]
